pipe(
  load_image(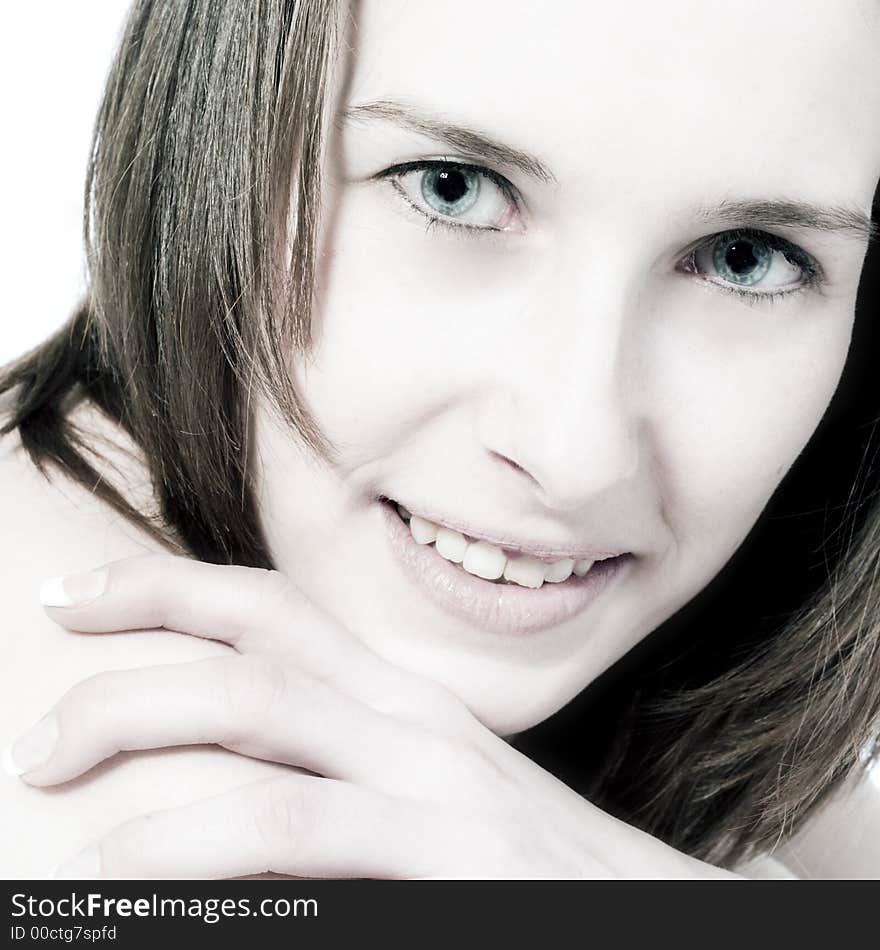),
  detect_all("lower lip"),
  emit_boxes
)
[380,502,628,637]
